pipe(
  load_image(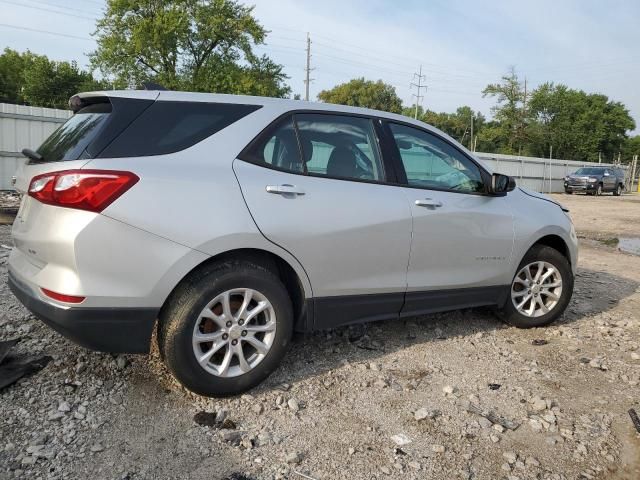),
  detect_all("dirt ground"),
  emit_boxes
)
[1,193,639,480]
